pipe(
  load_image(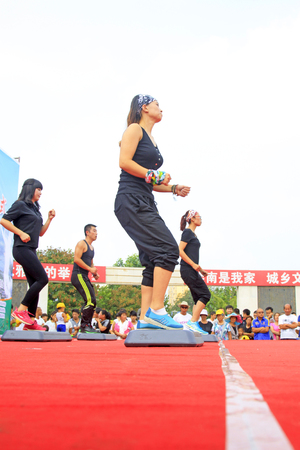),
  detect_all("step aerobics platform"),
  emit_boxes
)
[77,332,117,340]
[1,330,72,342]
[125,329,204,347]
